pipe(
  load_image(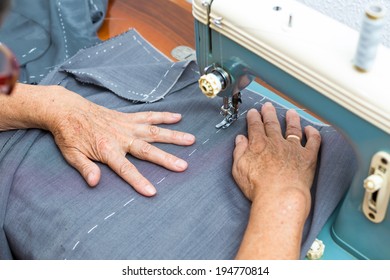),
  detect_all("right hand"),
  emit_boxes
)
[232,102,321,215]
